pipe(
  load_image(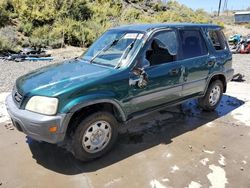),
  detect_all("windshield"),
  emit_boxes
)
[81,30,145,68]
